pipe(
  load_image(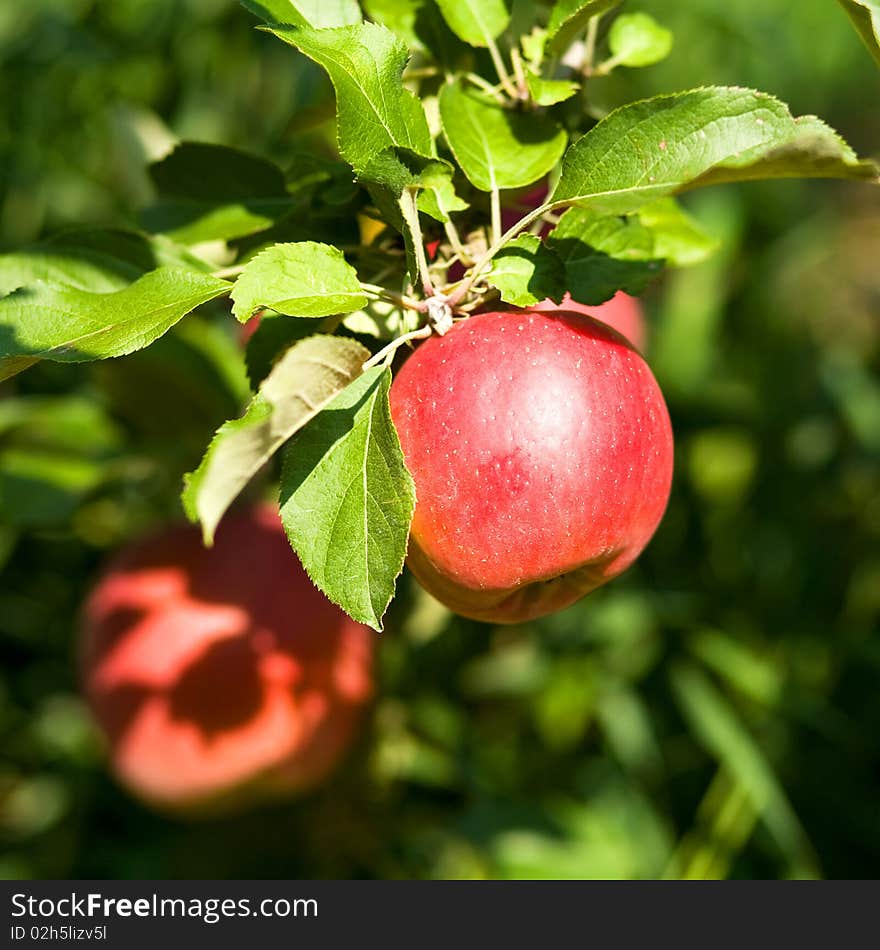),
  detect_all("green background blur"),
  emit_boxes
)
[1,0,879,879]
